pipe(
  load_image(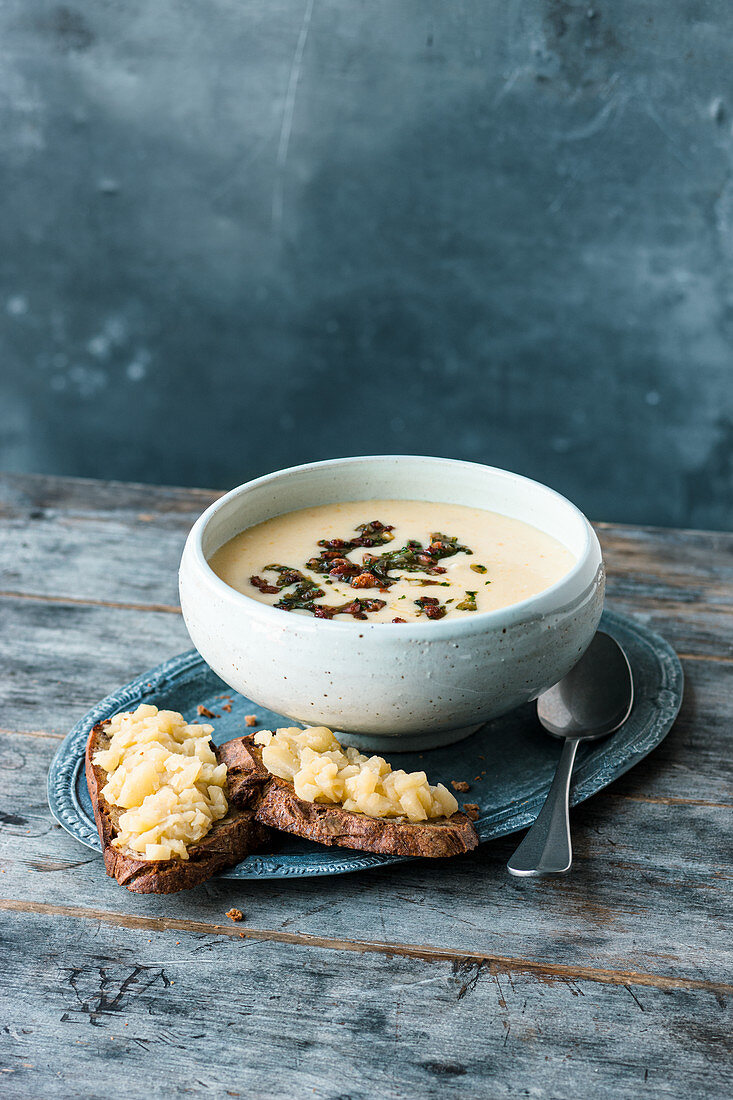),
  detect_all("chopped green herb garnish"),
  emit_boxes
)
[312,597,387,621]
[307,521,395,579]
[470,564,488,574]
[274,579,326,611]
[250,564,314,594]
[456,590,478,612]
[357,531,472,590]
